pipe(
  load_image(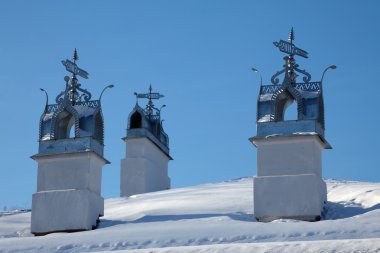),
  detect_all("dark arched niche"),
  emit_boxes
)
[130,111,142,129]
